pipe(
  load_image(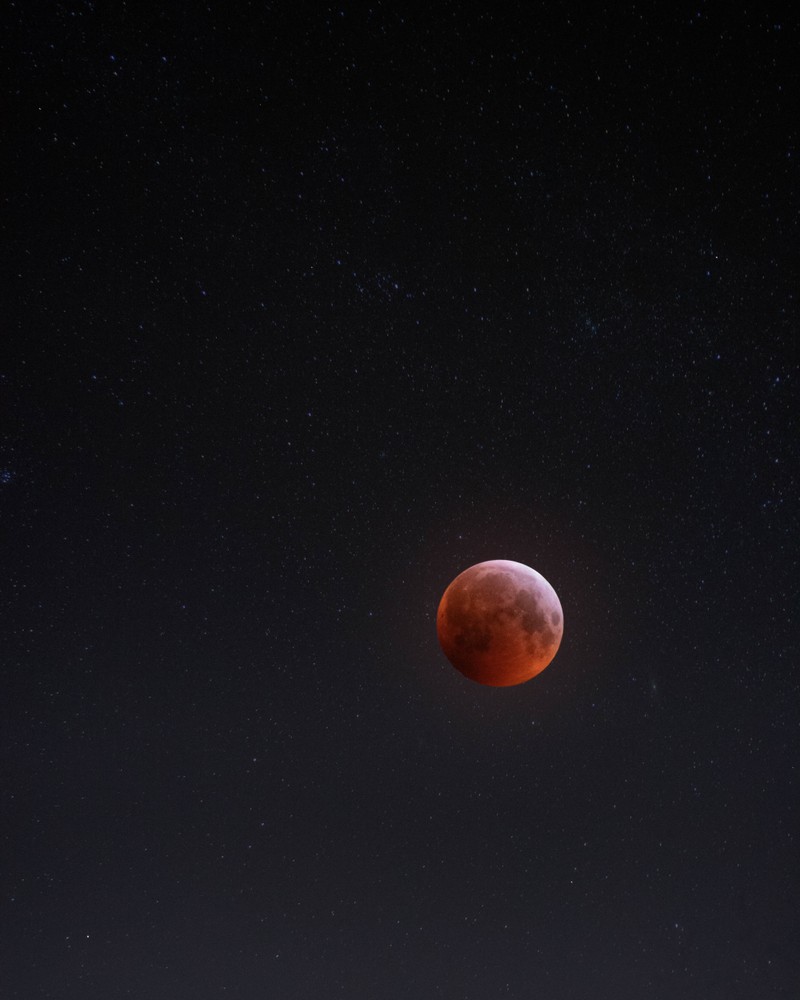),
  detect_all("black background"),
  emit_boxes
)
[3,3,798,997]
